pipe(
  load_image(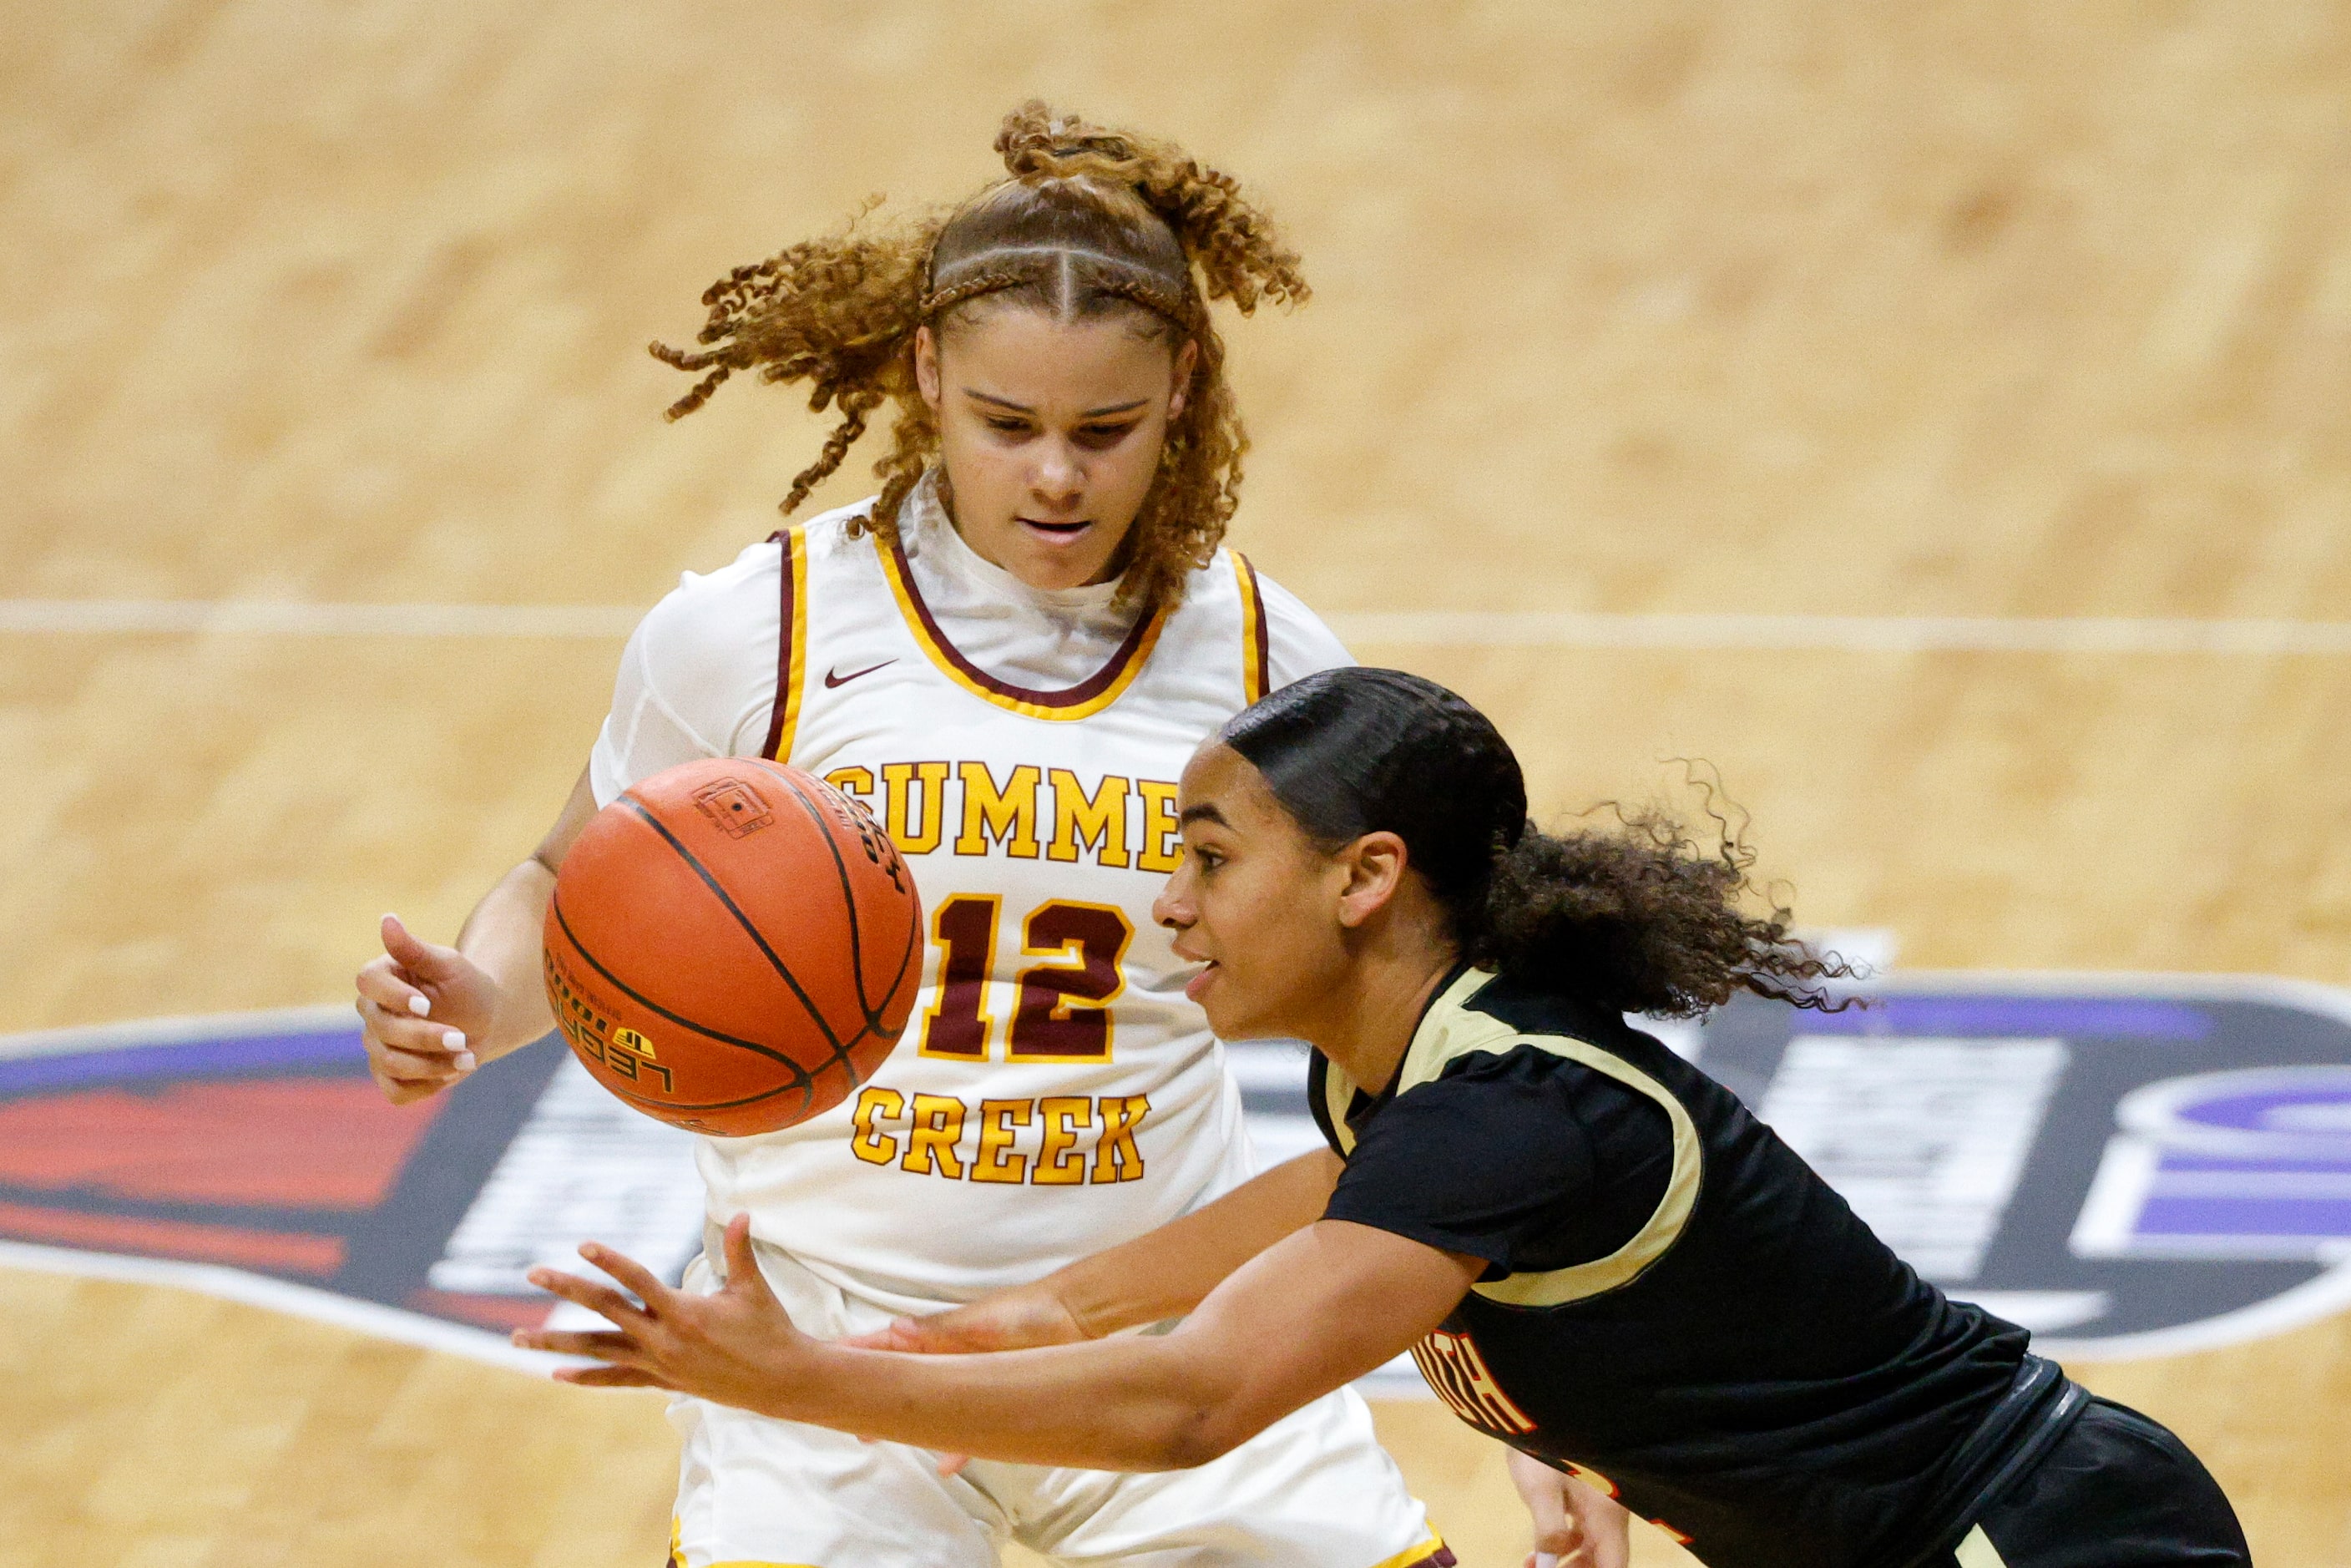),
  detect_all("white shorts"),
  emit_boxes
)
[665,1242,1449,1568]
